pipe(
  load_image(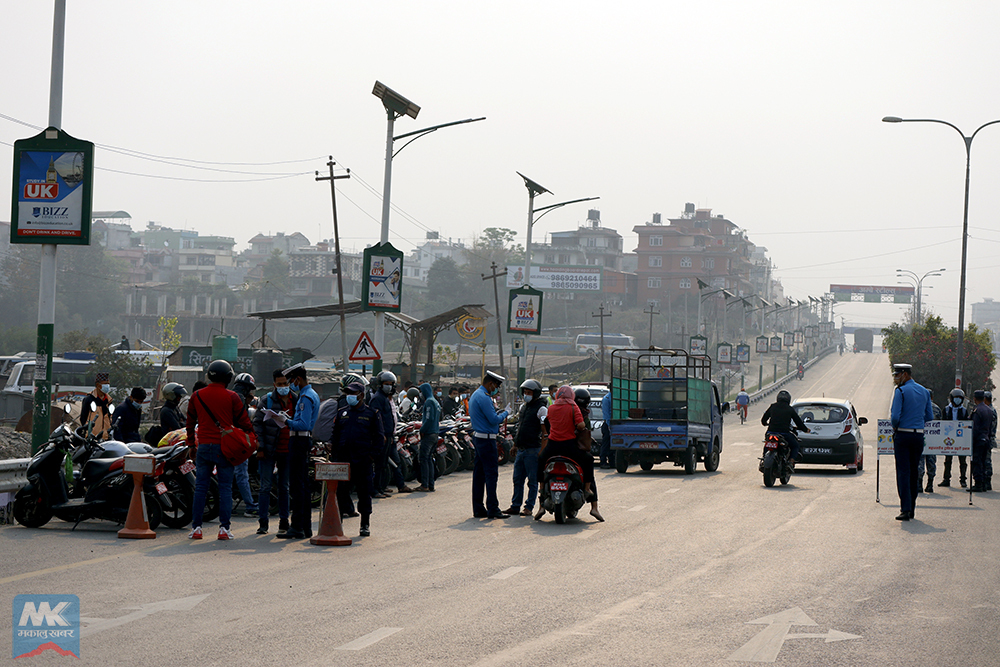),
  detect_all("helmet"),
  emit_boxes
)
[206,360,234,385]
[160,382,187,402]
[776,390,791,403]
[520,379,543,399]
[232,372,256,395]
[377,371,397,385]
[949,388,966,399]
[406,387,420,400]
[574,387,592,413]
[340,373,365,391]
